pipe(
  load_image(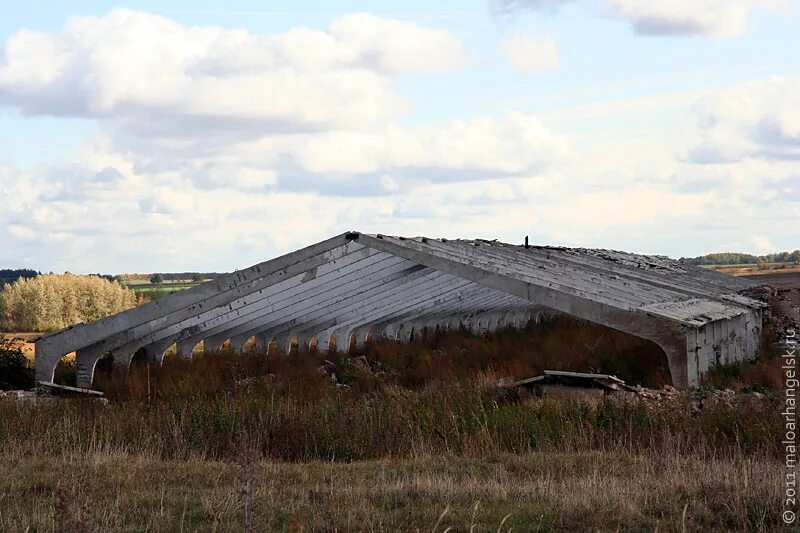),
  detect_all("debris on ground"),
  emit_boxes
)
[0,389,51,404]
[501,370,772,412]
[37,381,105,397]
[318,356,393,388]
[1,382,109,405]
[745,284,799,339]
[504,370,634,405]
[512,370,635,392]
